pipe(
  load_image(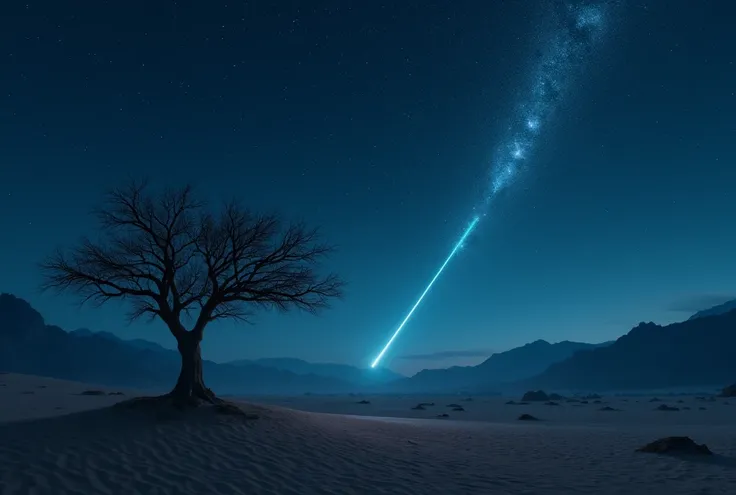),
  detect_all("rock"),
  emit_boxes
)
[655,404,679,411]
[446,403,462,408]
[699,407,707,410]
[649,397,661,402]
[719,383,736,398]
[411,404,426,410]
[636,437,712,456]
[356,399,370,404]
[544,401,559,406]
[598,406,619,411]
[108,391,125,396]
[505,400,528,405]
[548,393,565,401]
[80,390,106,396]
[518,413,539,421]
[436,413,449,418]
[521,390,549,402]
[452,406,465,412]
